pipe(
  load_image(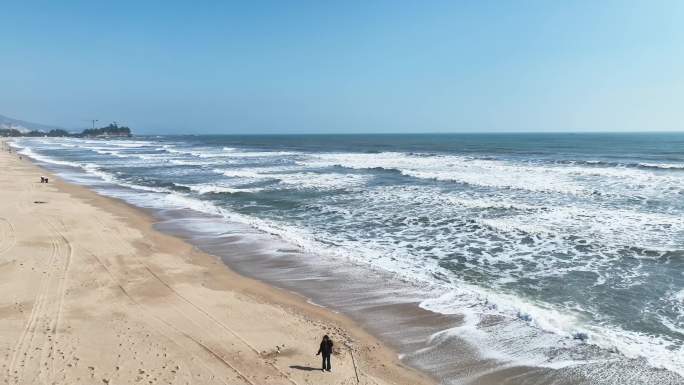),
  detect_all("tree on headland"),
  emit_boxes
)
[80,122,132,138]
[47,129,71,137]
